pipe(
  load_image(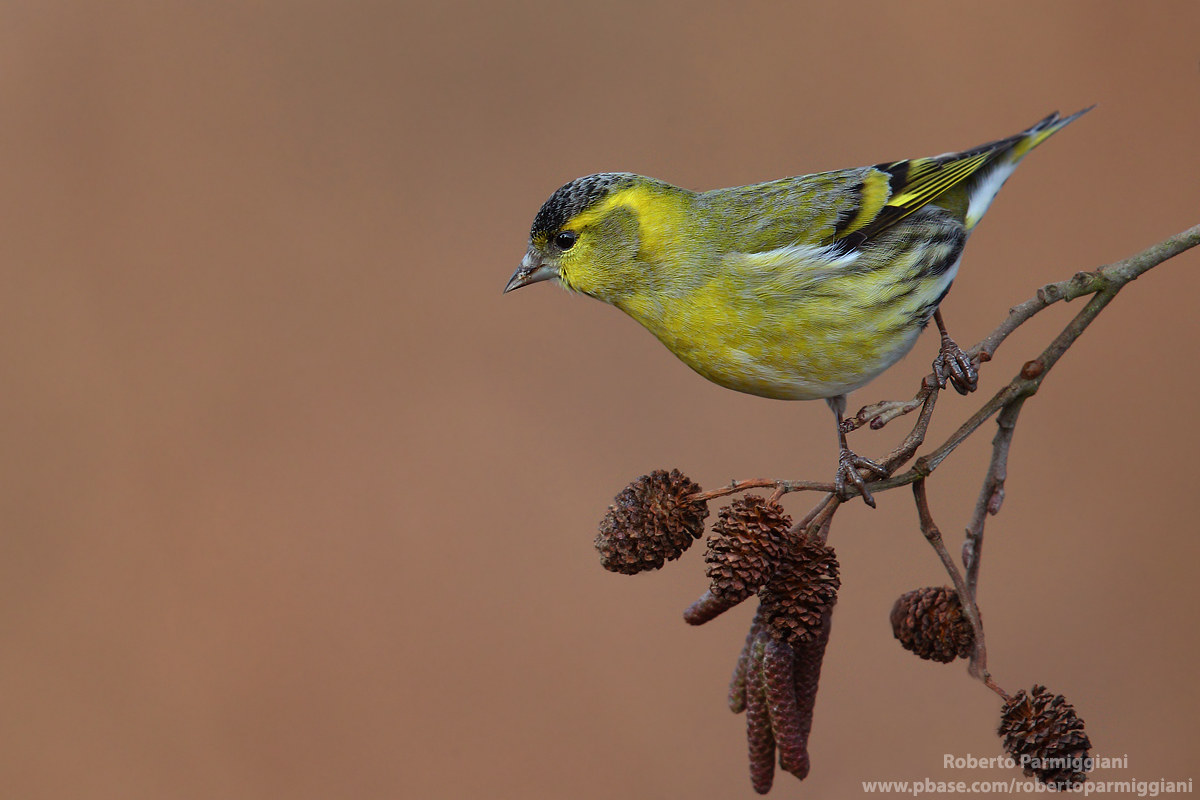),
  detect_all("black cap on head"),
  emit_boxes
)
[530,173,636,242]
